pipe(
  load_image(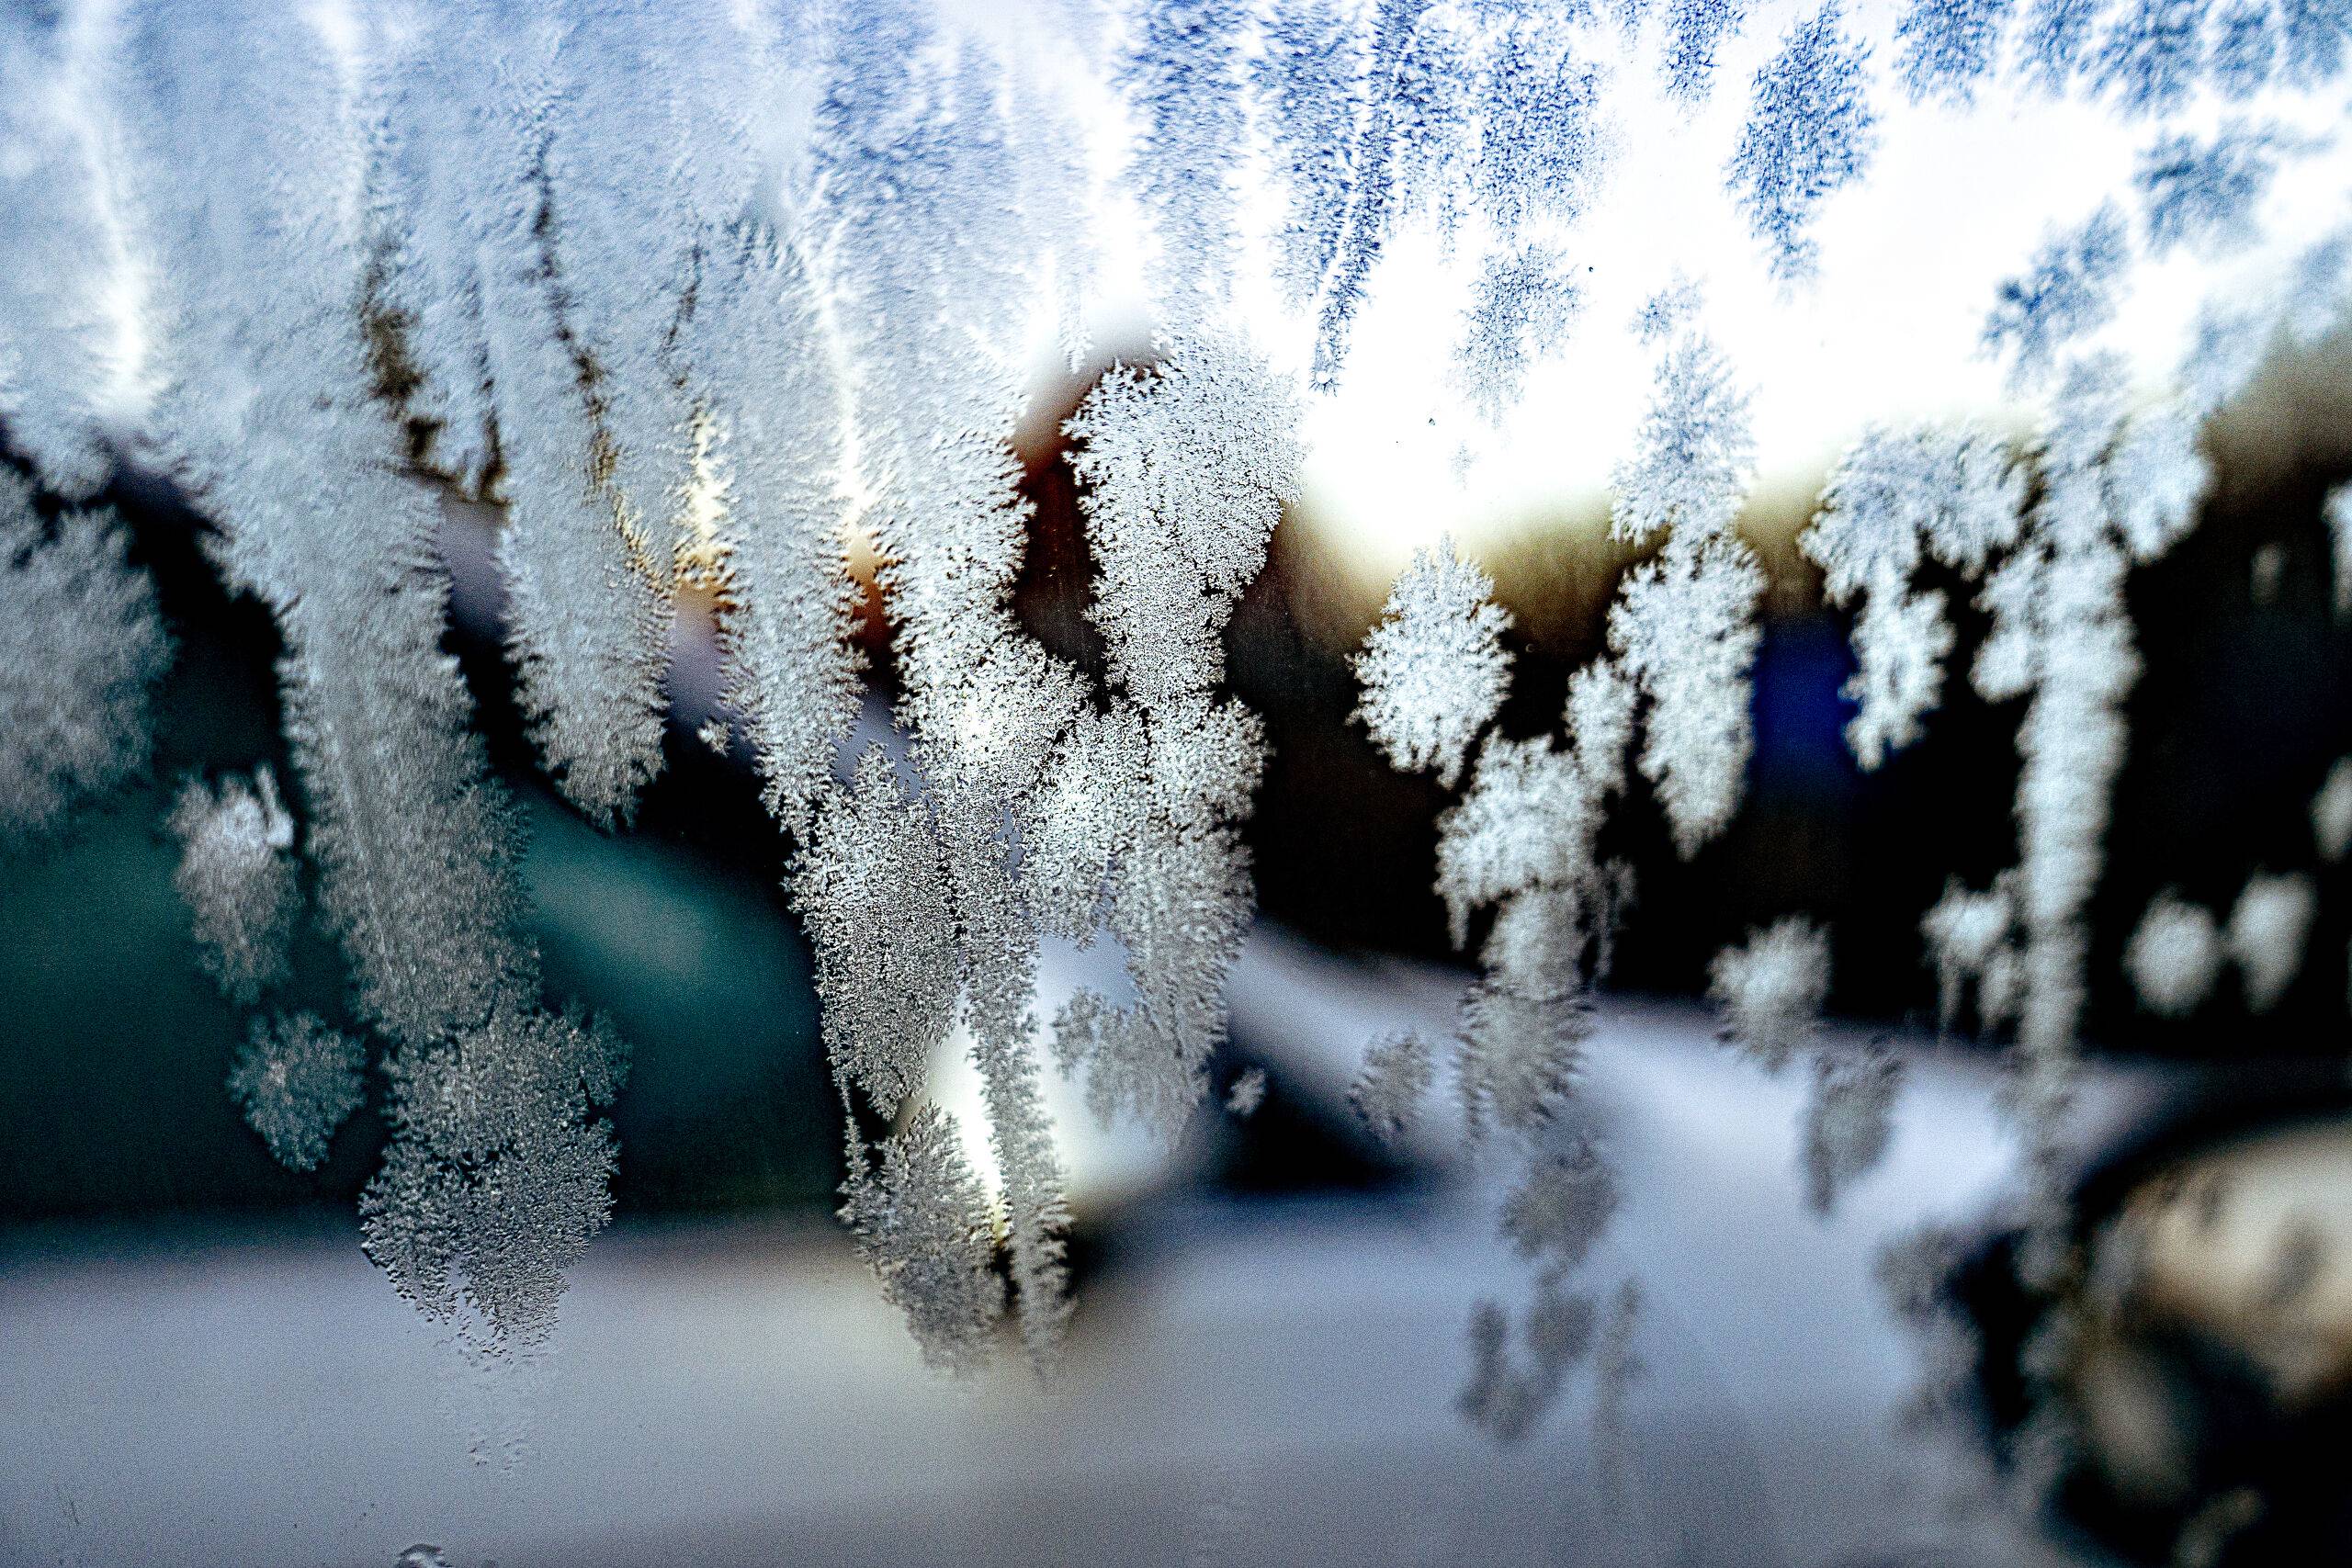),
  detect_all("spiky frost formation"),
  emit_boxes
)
[2226,872,2316,1012]
[2091,0,2211,118]
[1438,738,1609,955]
[374,6,673,829]
[1020,703,1148,942]
[1351,1031,1438,1144]
[2124,890,2223,1016]
[1455,981,1591,1143]
[1053,340,1301,1141]
[2312,756,2352,859]
[1253,0,1364,309]
[1225,1066,1267,1119]
[1306,0,1477,389]
[1632,274,1703,344]
[1894,0,2016,102]
[1708,917,1830,1072]
[1727,3,1879,285]
[1611,535,1765,854]
[1983,205,2135,391]
[1804,426,2023,767]
[1468,9,1610,239]
[693,229,865,842]
[1923,874,2024,1032]
[0,476,171,844]
[226,1012,365,1173]
[1603,334,1764,854]
[1608,336,1757,547]
[363,1006,630,1347]
[1455,243,1585,425]
[2209,0,2278,96]
[1126,0,1251,325]
[796,749,959,1119]
[1066,339,1302,707]
[938,787,1076,1369]
[802,10,1096,1372]
[1801,1043,1904,1214]
[1500,1136,1620,1270]
[841,1102,1006,1375]
[2134,121,2286,260]
[167,767,300,1006]
[1663,0,1751,101]
[1352,537,1514,789]
[1457,1277,1599,1444]
[1969,356,2209,1118]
